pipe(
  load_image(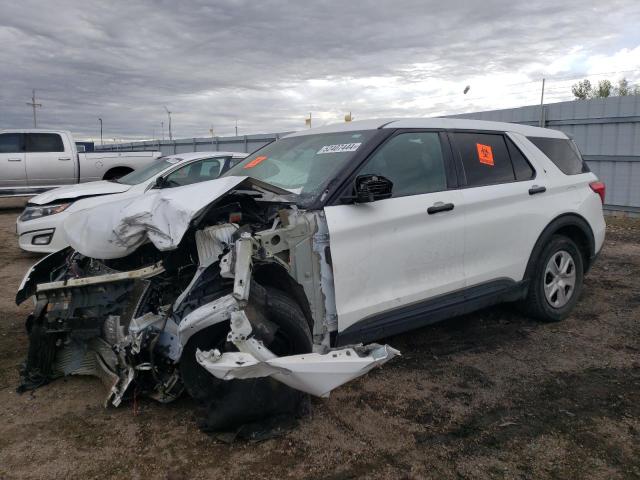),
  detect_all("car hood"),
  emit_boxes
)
[29,181,132,205]
[62,176,292,259]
